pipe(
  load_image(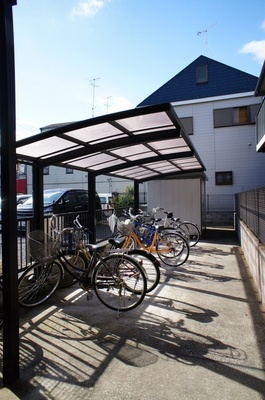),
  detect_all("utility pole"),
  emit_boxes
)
[90,77,100,117]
